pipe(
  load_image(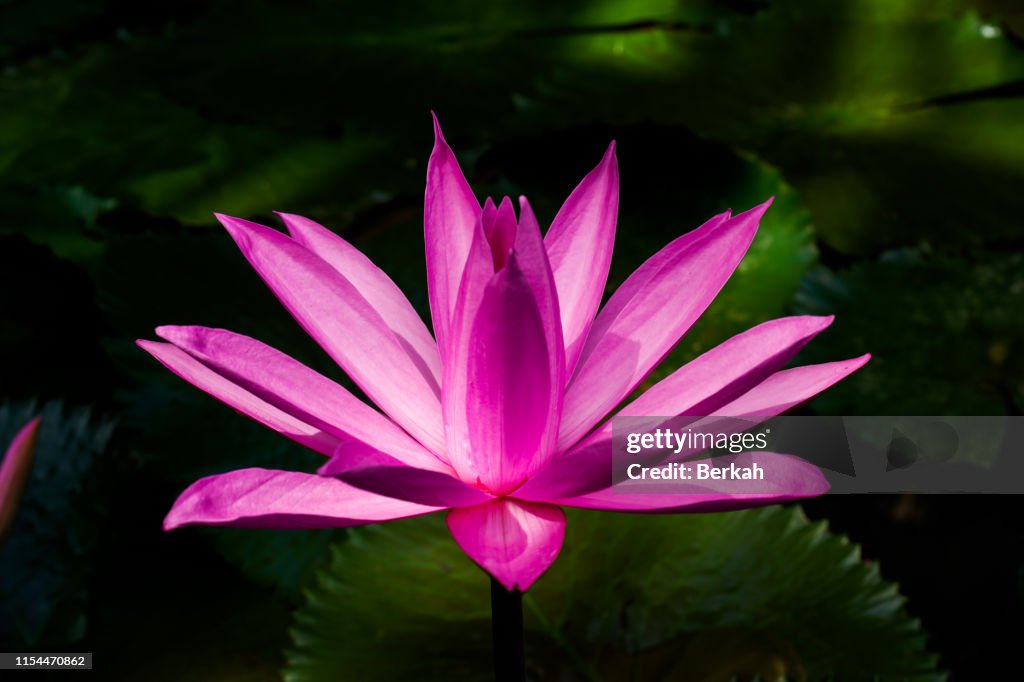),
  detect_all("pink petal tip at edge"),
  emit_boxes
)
[0,416,42,546]
[142,115,869,592]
